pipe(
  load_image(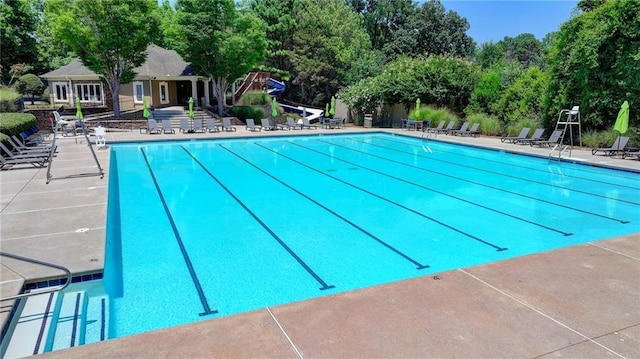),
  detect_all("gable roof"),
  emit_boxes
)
[41,44,198,79]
